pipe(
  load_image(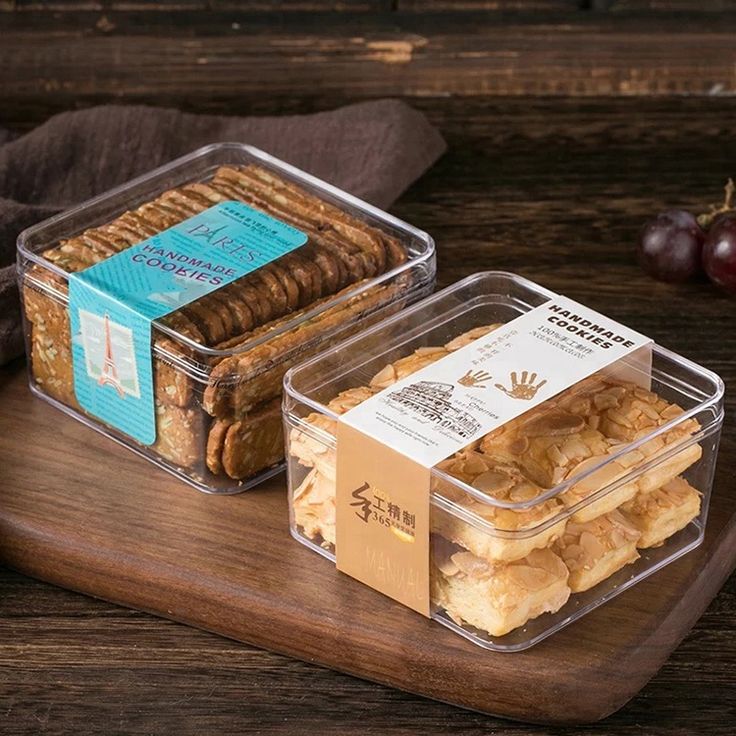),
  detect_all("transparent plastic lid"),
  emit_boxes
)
[285,272,725,535]
[17,143,436,383]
